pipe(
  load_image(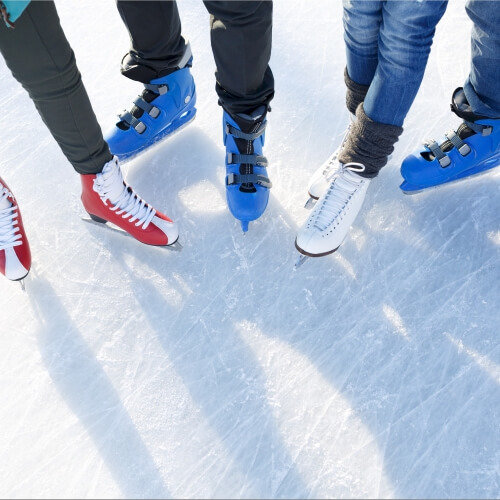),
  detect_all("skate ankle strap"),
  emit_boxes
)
[225,122,266,141]
[144,82,169,95]
[119,111,146,134]
[133,97,160,118]
[226,173,272,189]
[227,153,268,167]
[465,120,493,136]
